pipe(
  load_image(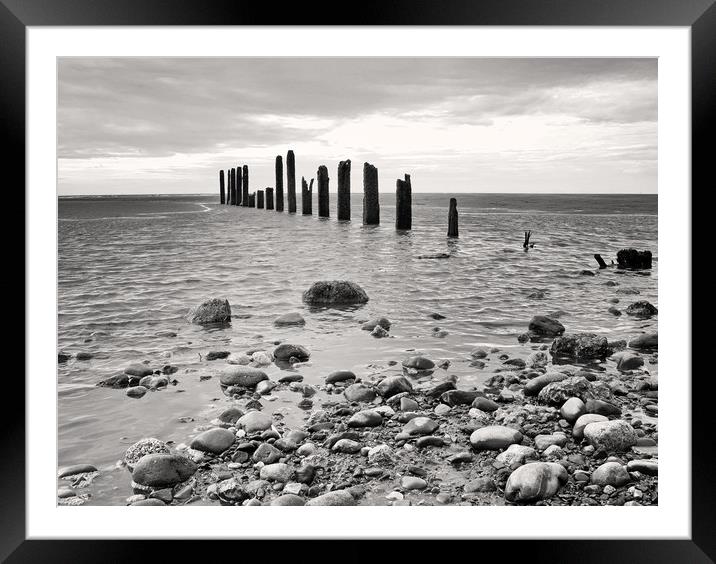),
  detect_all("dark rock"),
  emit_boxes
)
[188,298,231,324]
[57,464,97,478]
[615,351,644,371]
[326,370,356,384]
[252,443,282,464]
[216,478,249,504]
[608,307,622,316]
[625,301,658,319]
[616,249,652,269]
[190,428,235,454]
[429,313,446,320]
[58,352,72,363]
[274,313,306,326]
[344,383,377,403]
[219,366,268,388]
[629,332,658,350]
[76,352,94,360]
[274,344,310,361]
[472,397,499,412]
[124,364,153,377]
[421,375,458,398]
[278,374,303,384]
[528,316,565,337]
[205,351,230,361]
[126,386,148,398]
[441,389,481,406]
[132,454,197,488]
[537,376,593,405]
[361,317,391,331]
[402,356,435,370]
[505,462,568,502]
[97,373,130,388]
[376,375,413,397]
[302,281,369,305]
[470,426,523,450]
[550,333,610,360]
[217,407,245,424]
[585,398,621,417]
[415,436,444,448]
